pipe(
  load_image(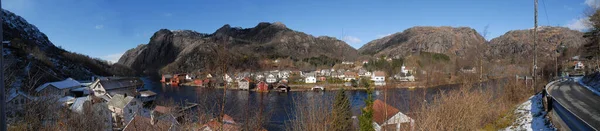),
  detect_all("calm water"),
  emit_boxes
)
[141,77,506,130]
